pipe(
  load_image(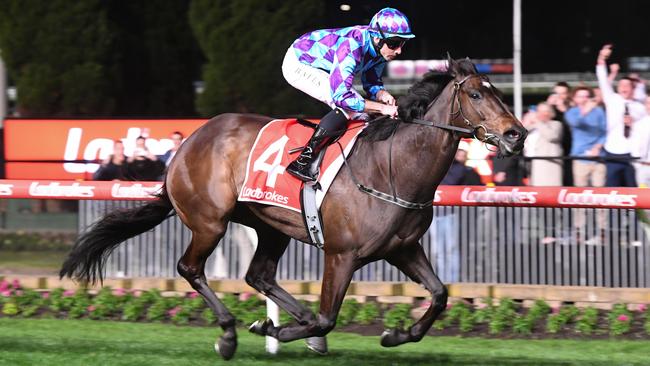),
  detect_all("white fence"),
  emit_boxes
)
[81,201,650,288]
